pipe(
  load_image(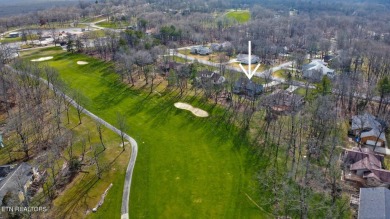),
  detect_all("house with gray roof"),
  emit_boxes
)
[302,59,335,80]
[0,163,34,203]
[210,41,232,52]
[358,187,390,219]
[237,54,260,65]
[233,78,263,99]
[190,46,212,55]
[350,113,387,148]
[210,43,222,52]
